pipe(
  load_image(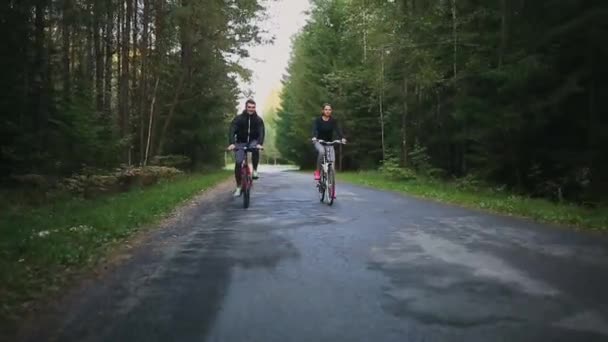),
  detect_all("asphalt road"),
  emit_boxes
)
[19,166,608,341]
